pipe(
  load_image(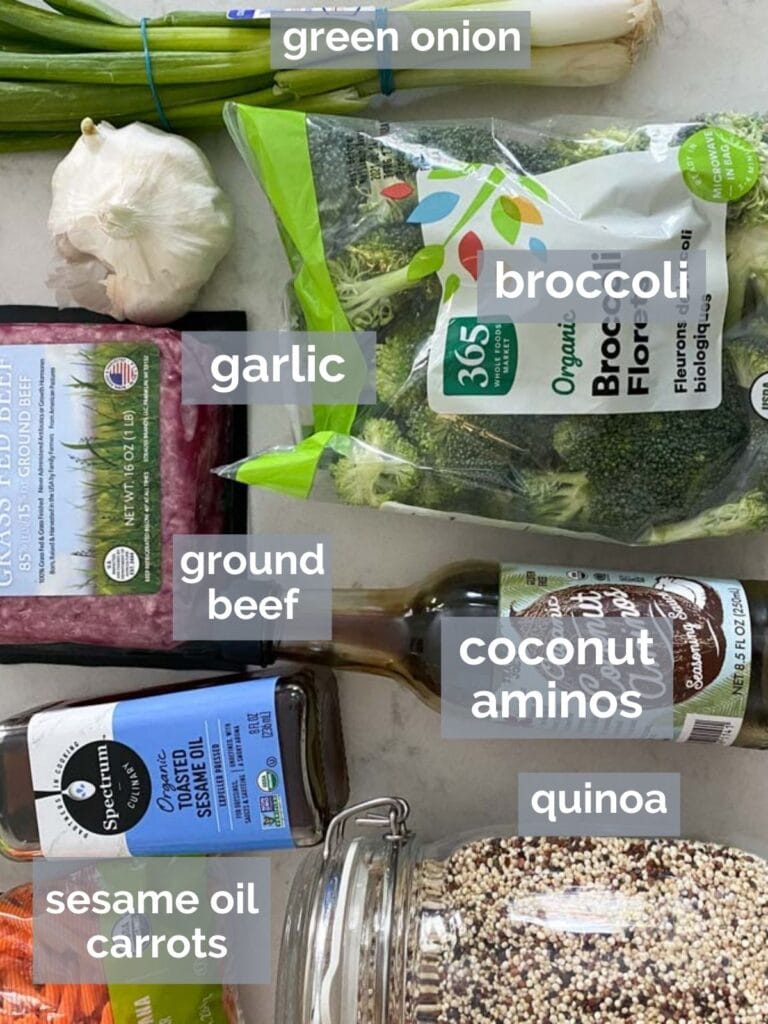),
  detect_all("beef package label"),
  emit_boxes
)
[28,679,294,856]
[0,340,161,595]
[501,565,751,746]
